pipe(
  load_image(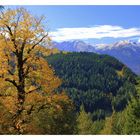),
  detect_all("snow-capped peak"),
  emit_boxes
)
[92,39,140,51]
[113,40,131,47]
[114,39,138,47]
[94,44,111,50]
